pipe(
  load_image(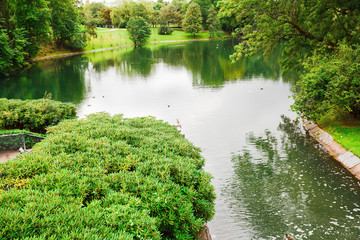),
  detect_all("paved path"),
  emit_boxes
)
[303,120,360,180]
[0,150,20,163]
